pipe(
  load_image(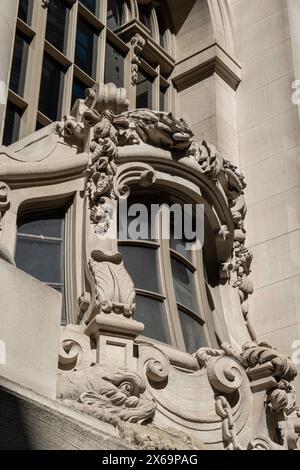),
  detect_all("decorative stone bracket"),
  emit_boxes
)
[58,325,298,450]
